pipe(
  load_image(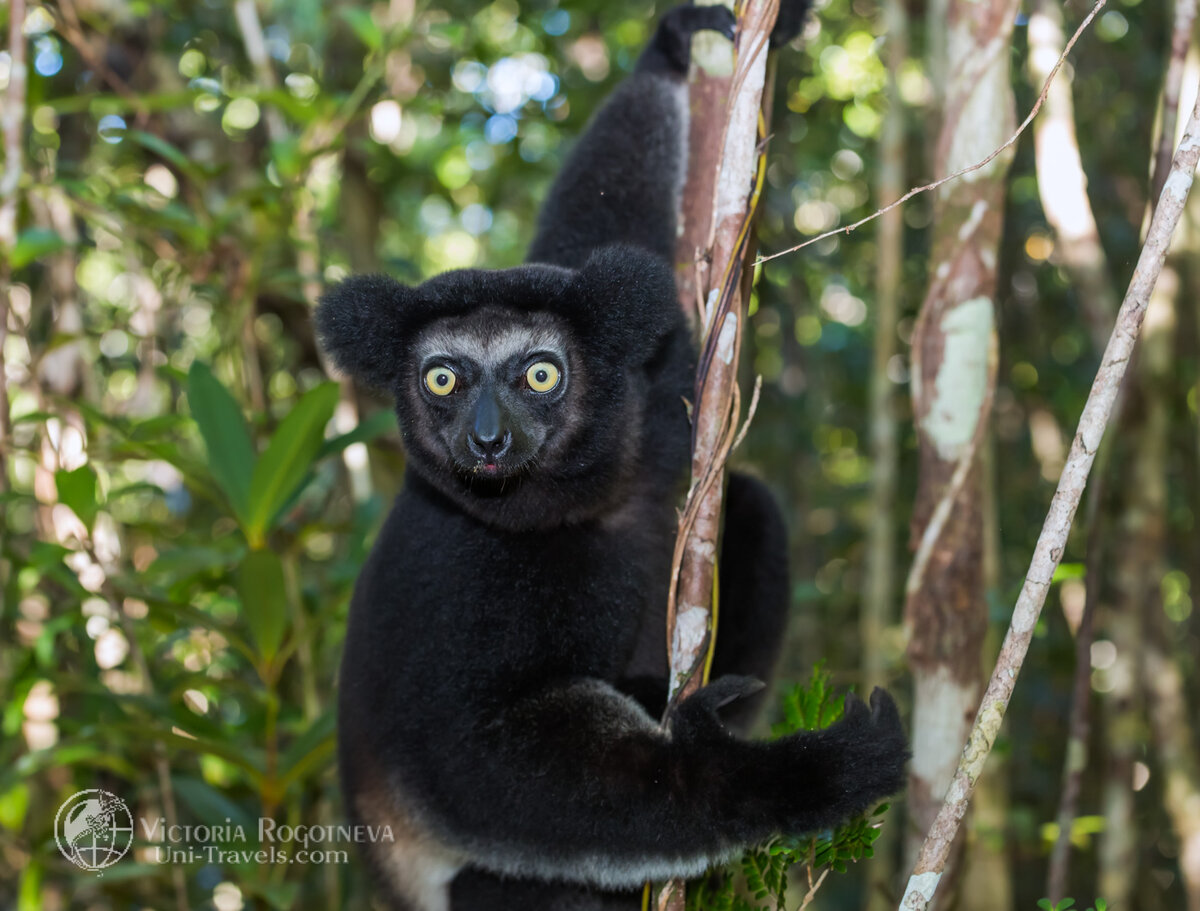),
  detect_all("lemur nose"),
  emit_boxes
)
[469,430,512,460]
[469,393,511,459]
